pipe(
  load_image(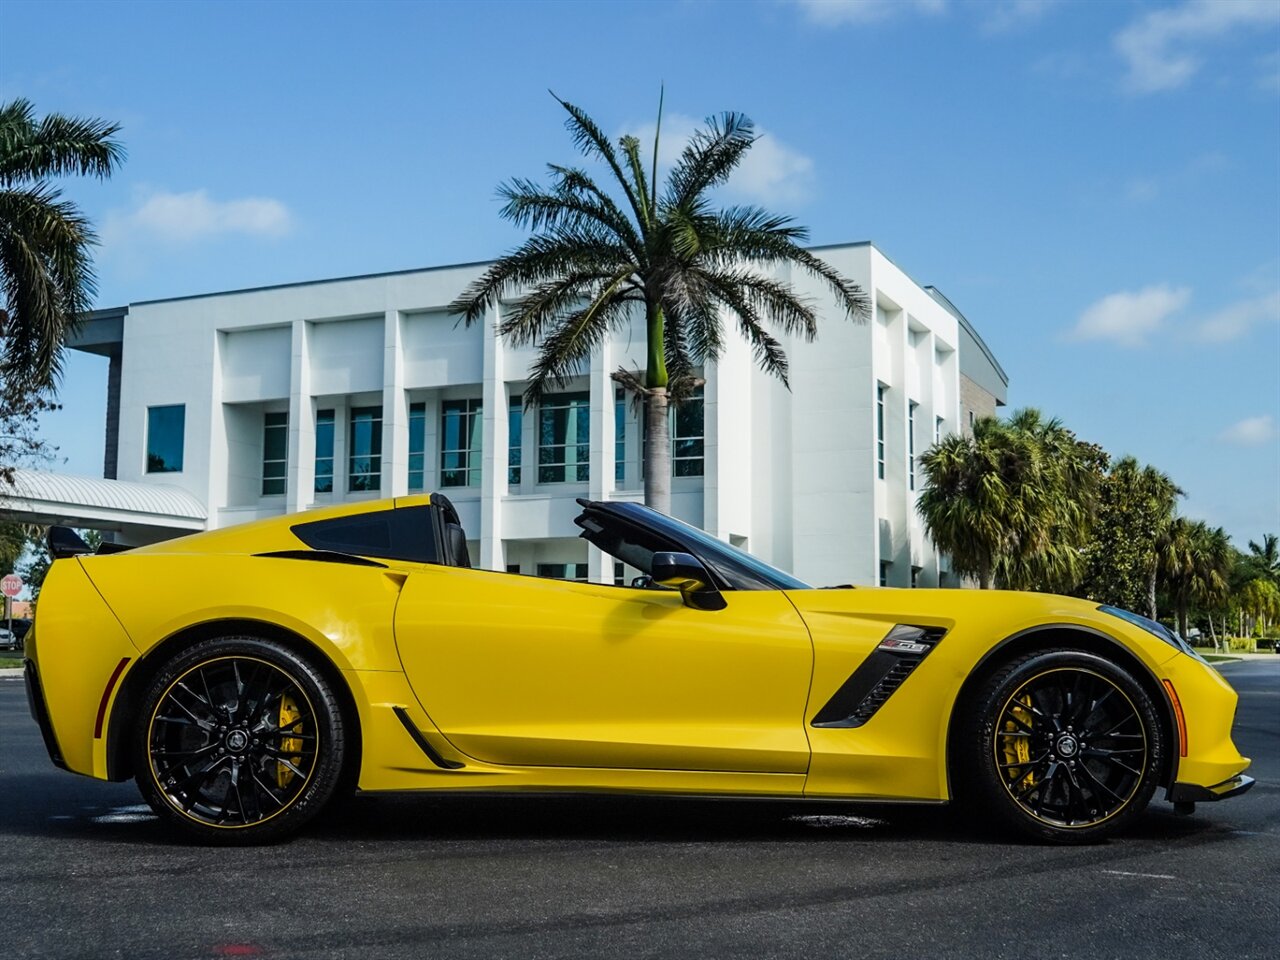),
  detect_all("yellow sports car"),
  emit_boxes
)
[25,494,1252,844]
